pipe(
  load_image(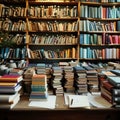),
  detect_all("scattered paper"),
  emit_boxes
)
[29,95,56,109]
[88,93,112,108]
